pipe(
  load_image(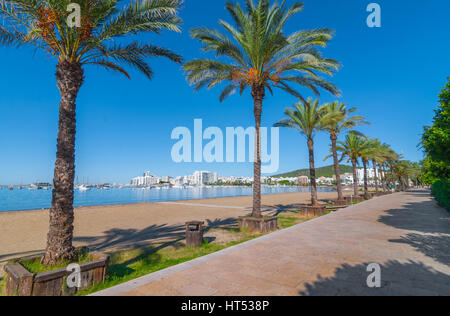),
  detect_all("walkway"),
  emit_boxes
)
[93,190,450,296]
